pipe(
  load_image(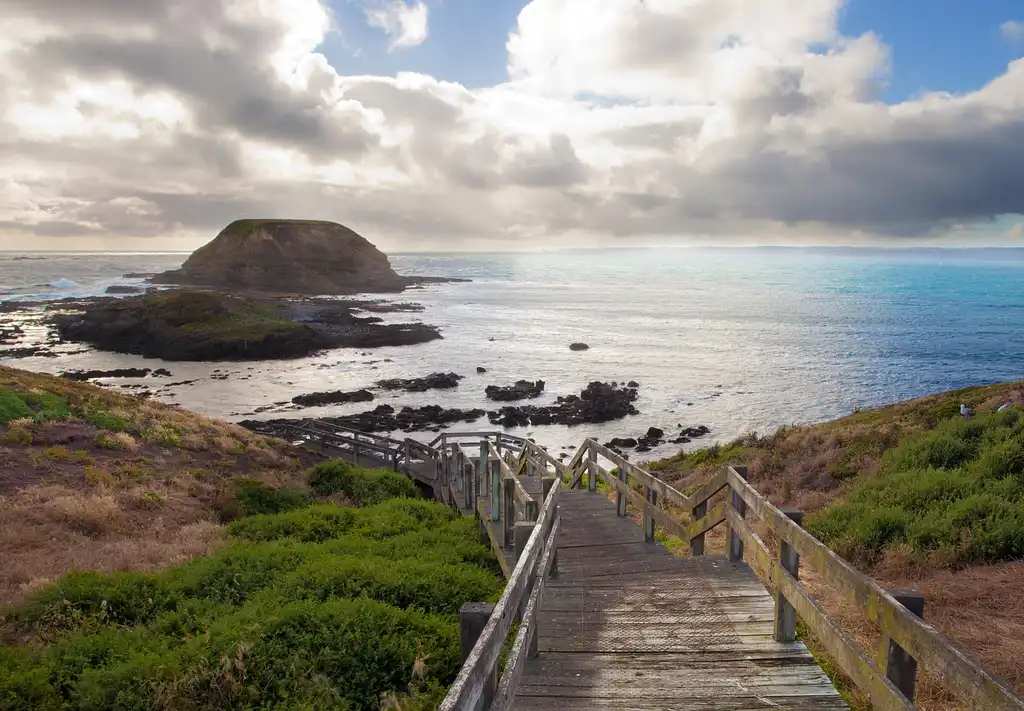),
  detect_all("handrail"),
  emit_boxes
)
[574,434,1024,711]
[718,466,1024,711]
[439,478,560,711]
